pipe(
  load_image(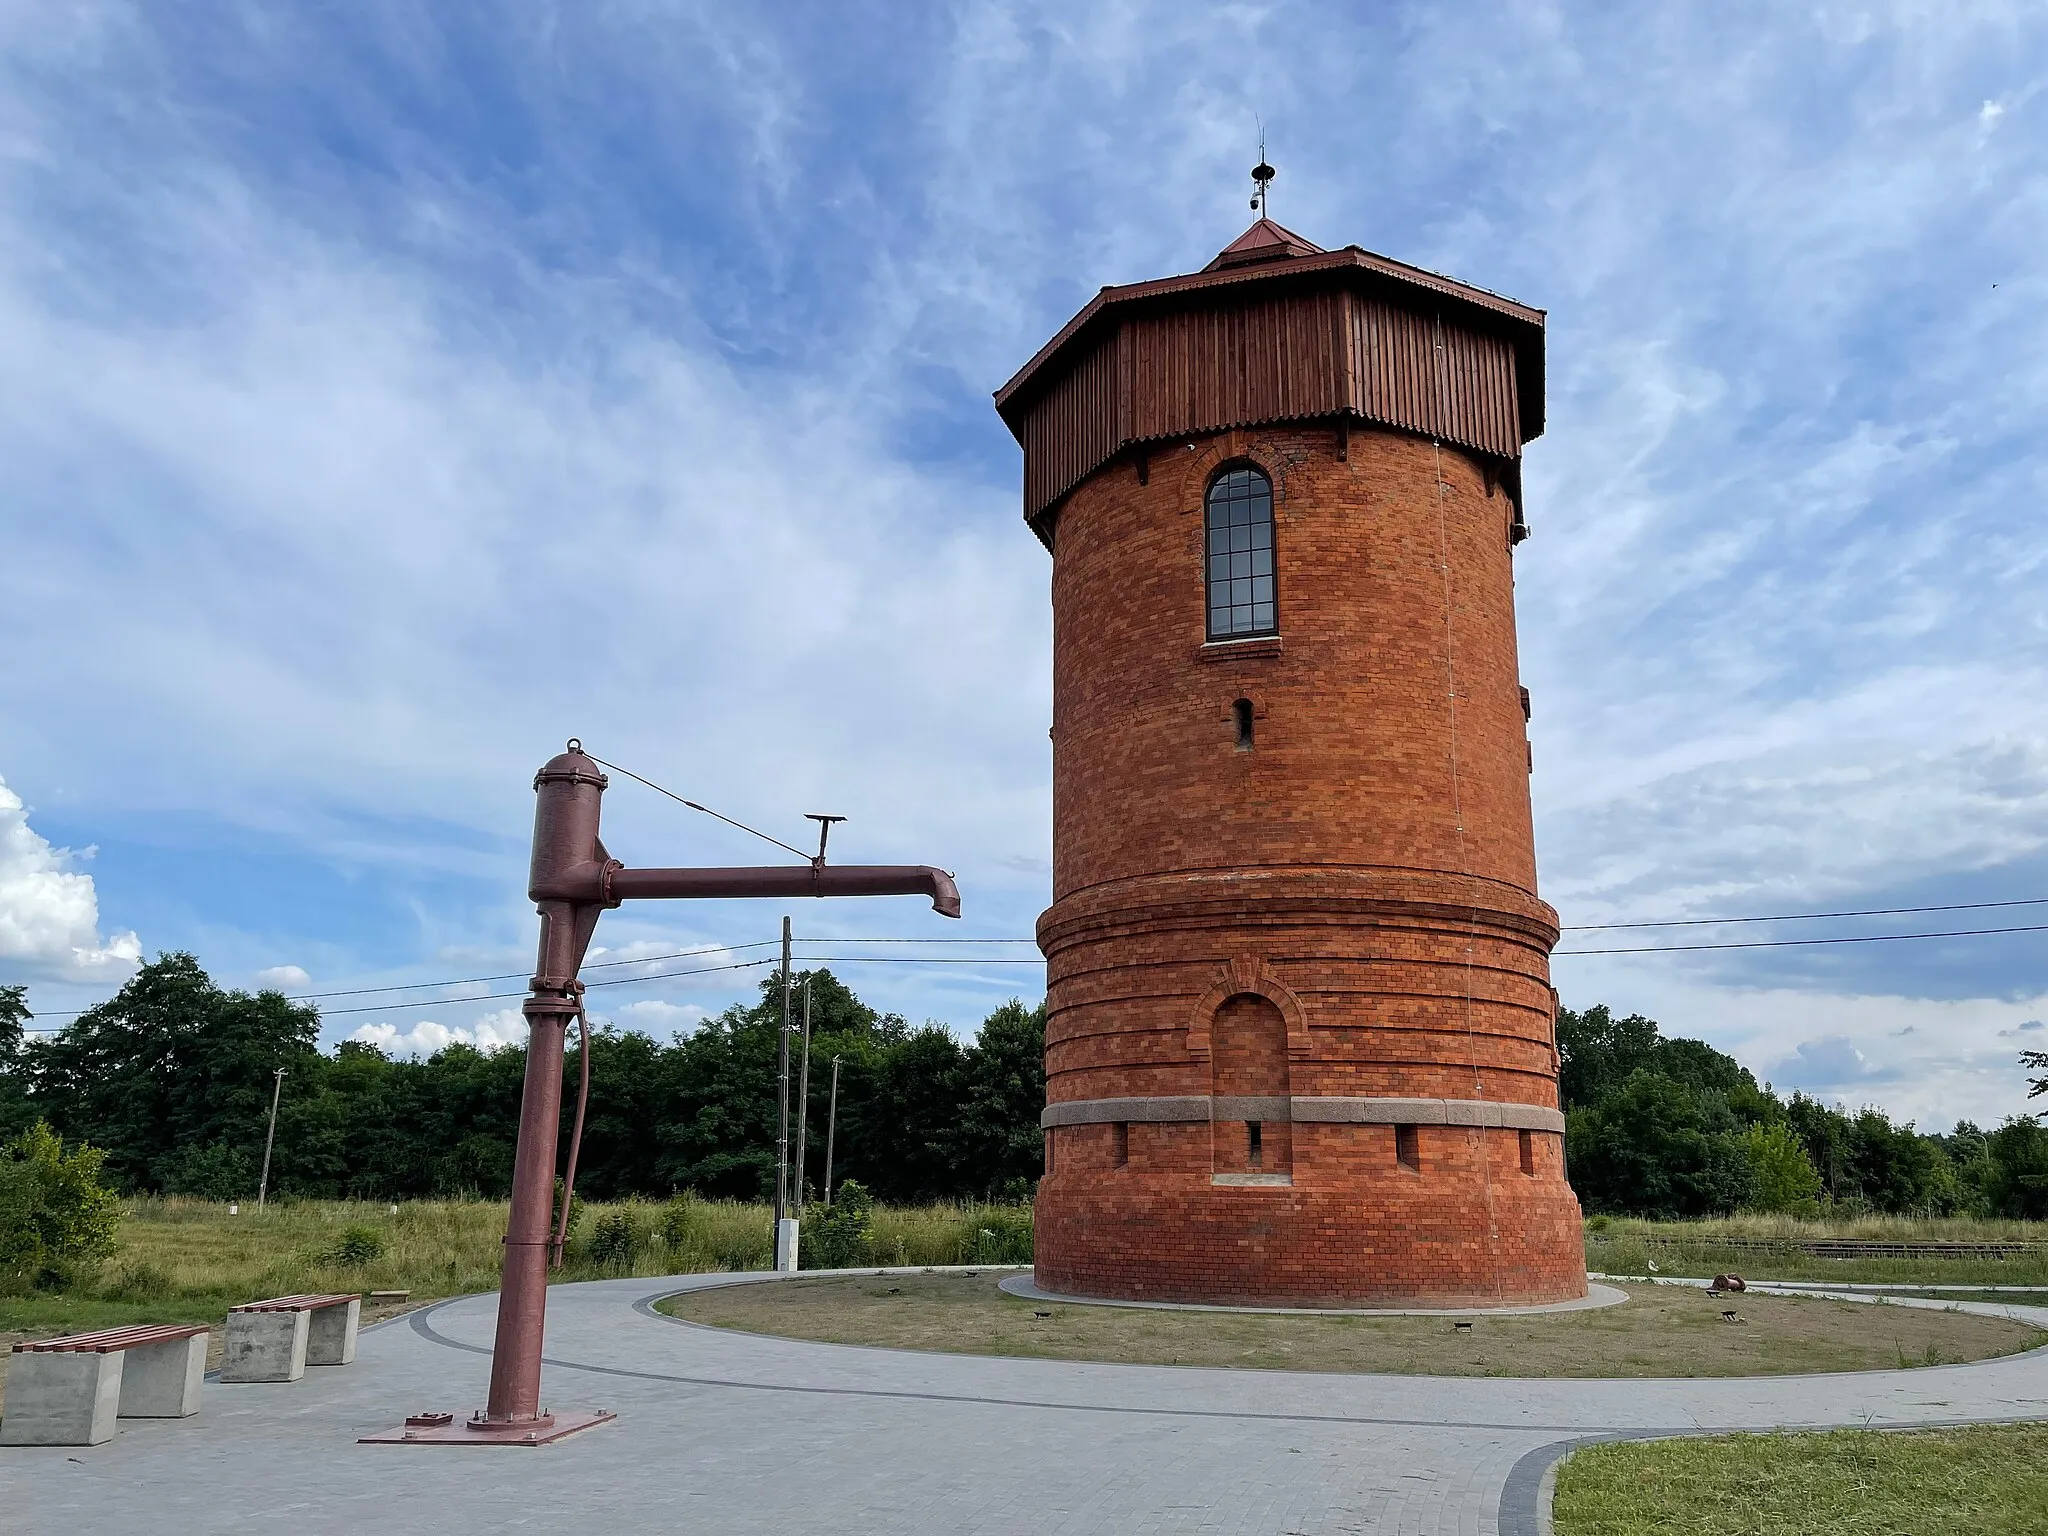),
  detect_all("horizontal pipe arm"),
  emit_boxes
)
[607,864,961,918]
